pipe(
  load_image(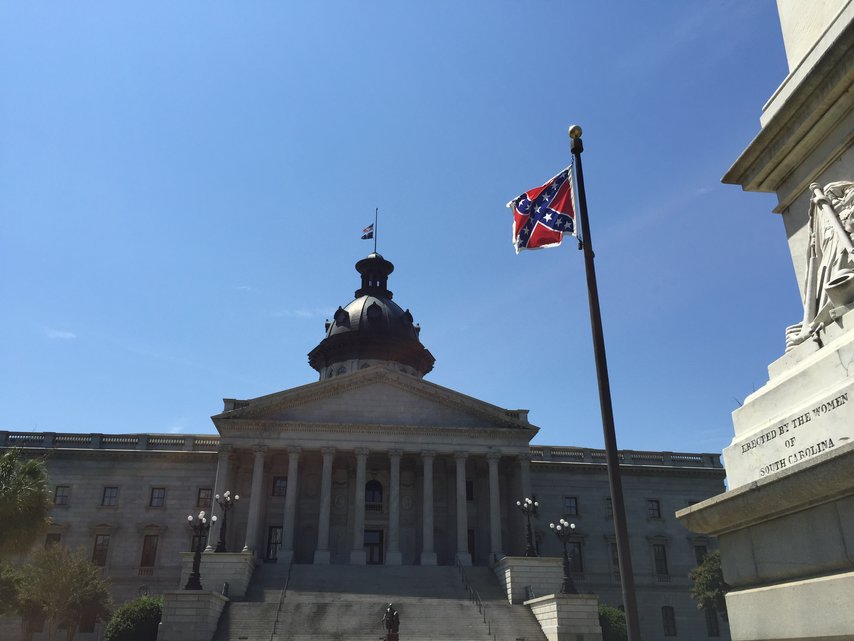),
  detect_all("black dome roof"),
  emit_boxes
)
[307,253,435,376]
